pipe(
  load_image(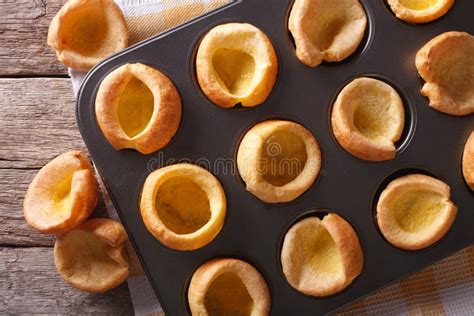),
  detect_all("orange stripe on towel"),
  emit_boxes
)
[399,267,446,315]
[431,246,474,290]
[467,245,474,278]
